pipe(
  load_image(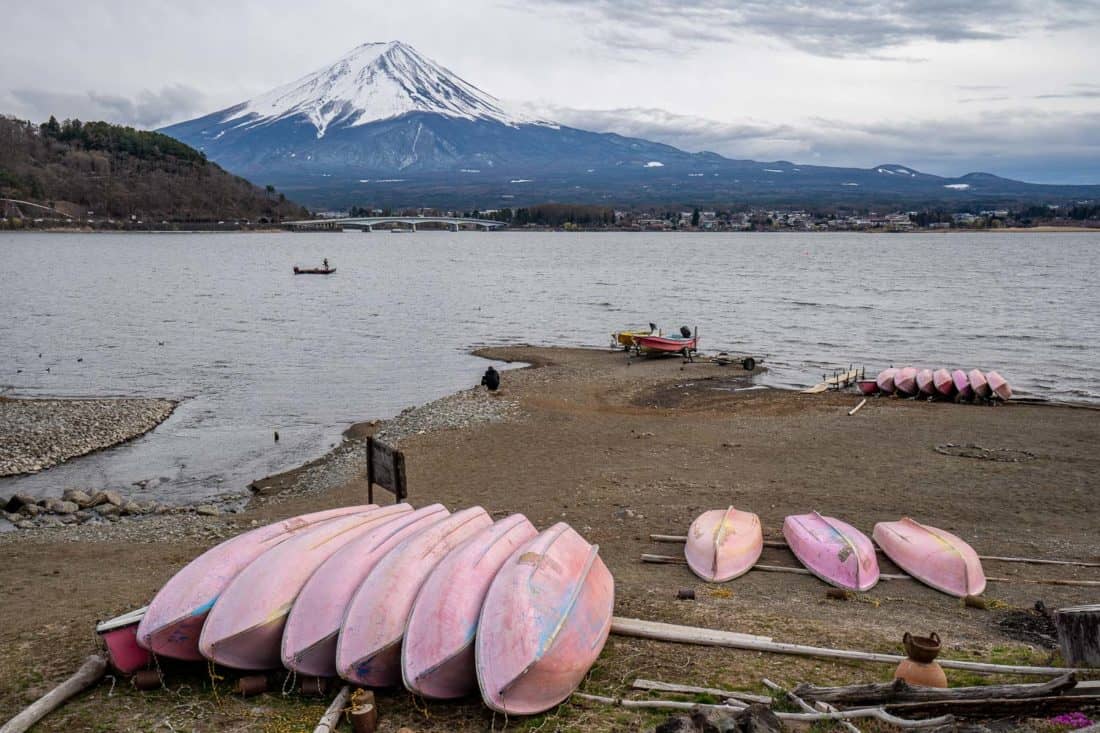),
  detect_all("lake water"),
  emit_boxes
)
[1,231,1097,504]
